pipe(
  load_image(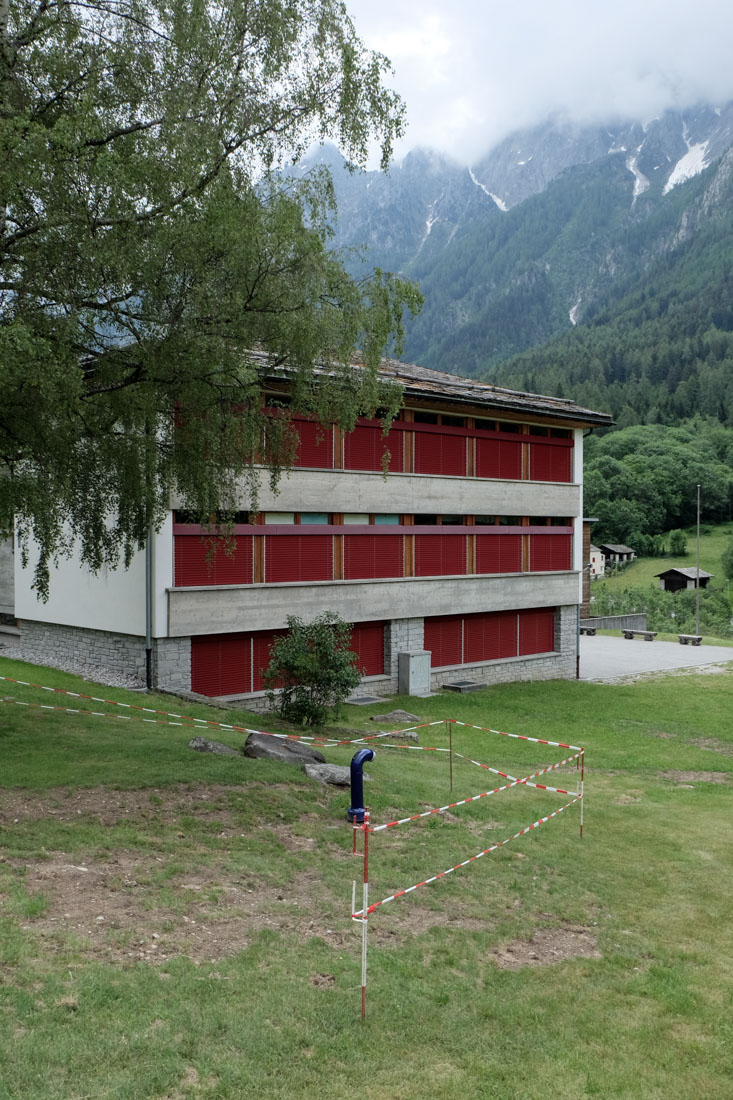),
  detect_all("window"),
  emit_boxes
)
[425,608,556,668]
[174,535,253,587]
[414,534,466,577]
[264,512,294,524]
[265,534,333,582]
[350,621,385,676]
[343,534,403,580]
